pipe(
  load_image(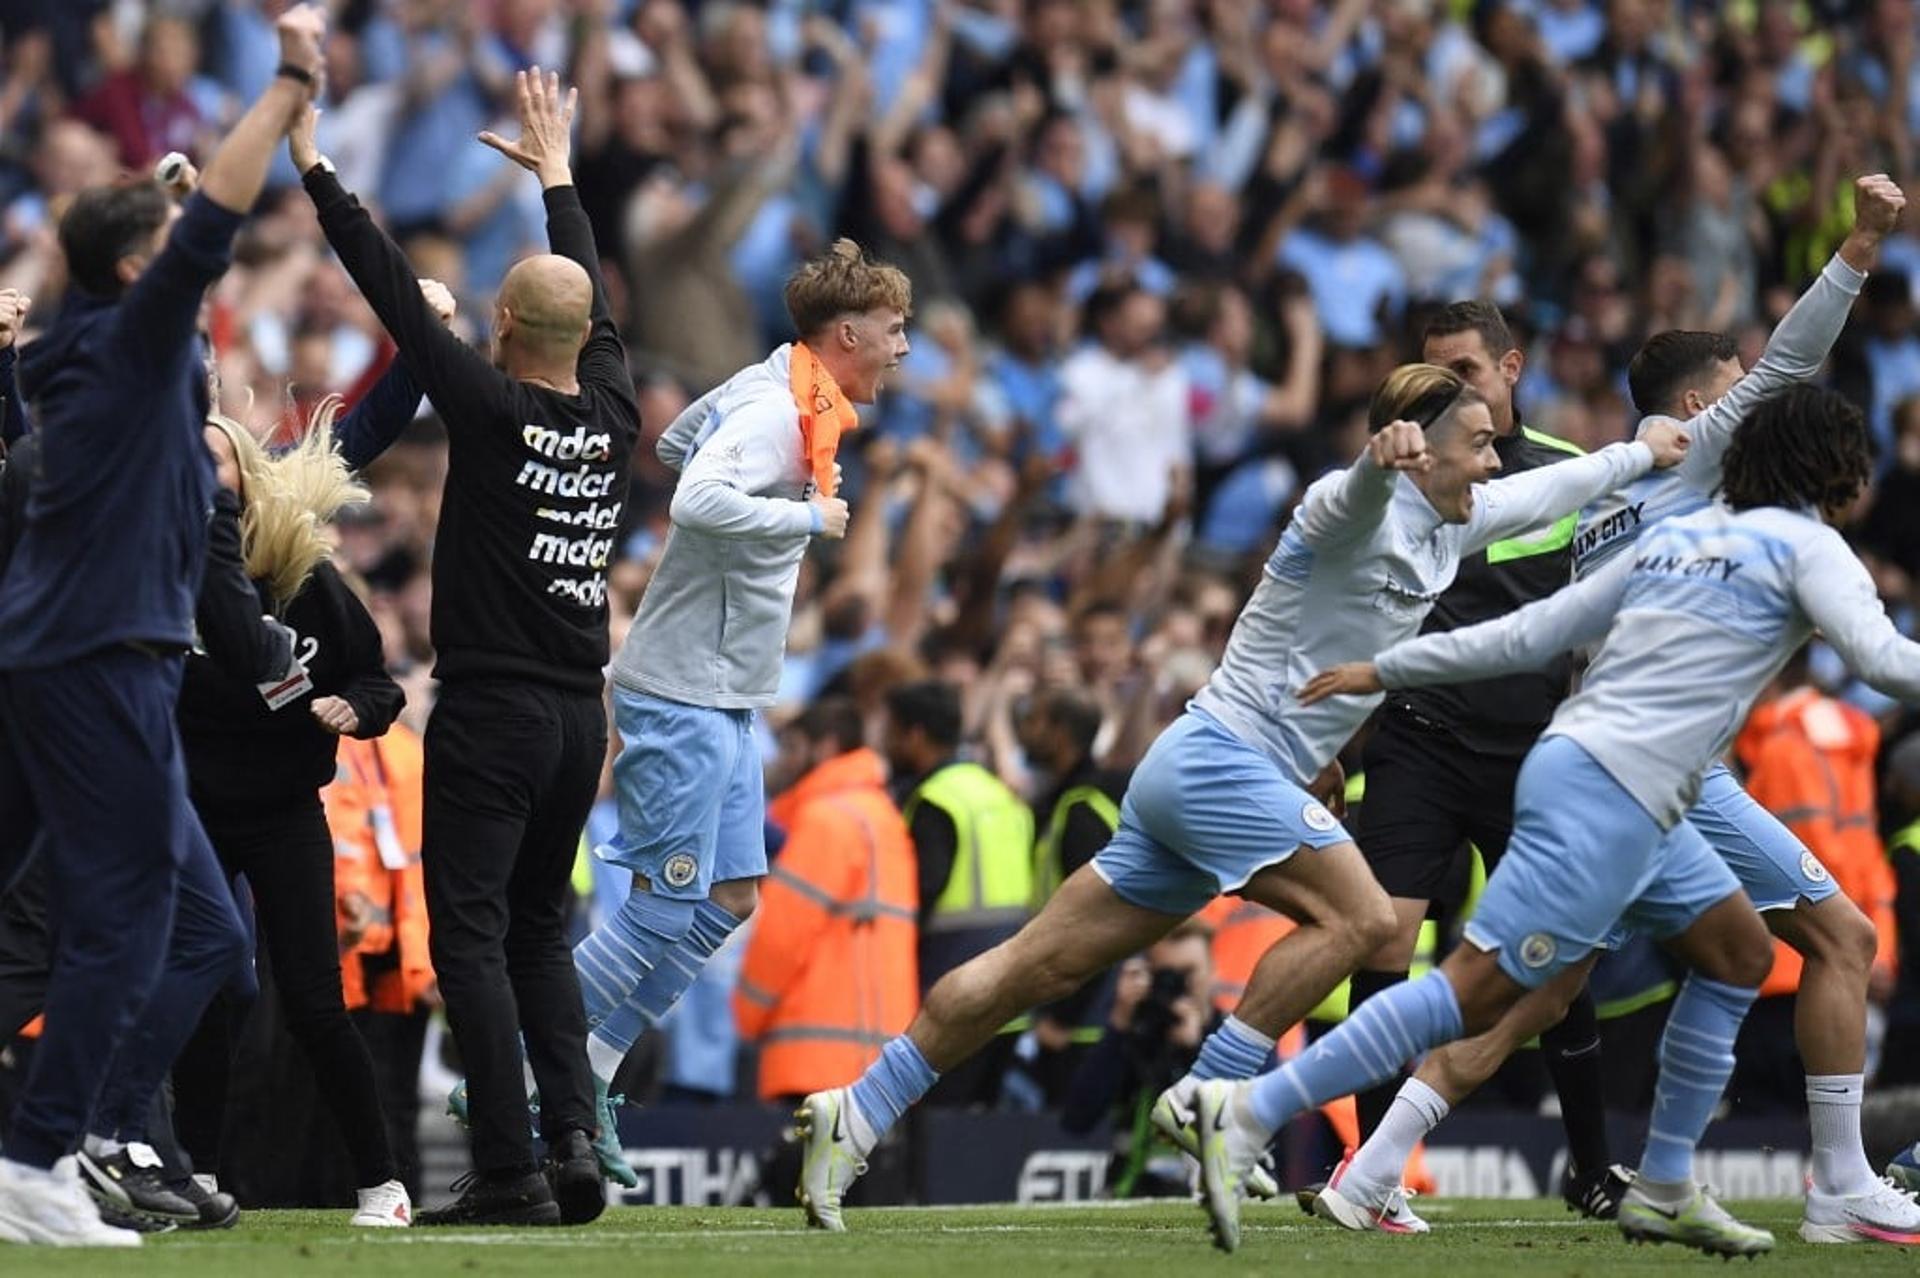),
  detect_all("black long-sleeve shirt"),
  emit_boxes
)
[194,489,293,685]
[180,560,403,811]
[305,167,638,693]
